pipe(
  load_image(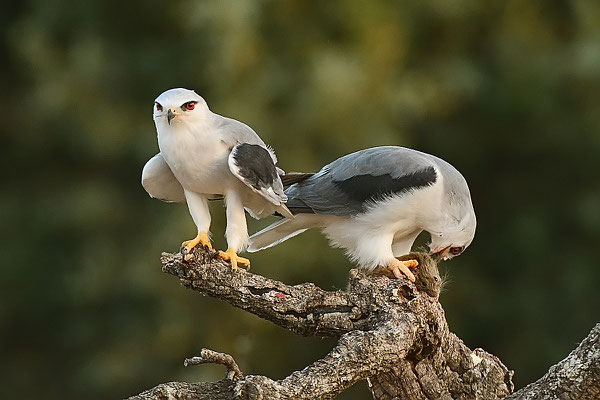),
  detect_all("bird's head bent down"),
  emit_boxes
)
[153,88,210,130]
[428,207,476,262]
